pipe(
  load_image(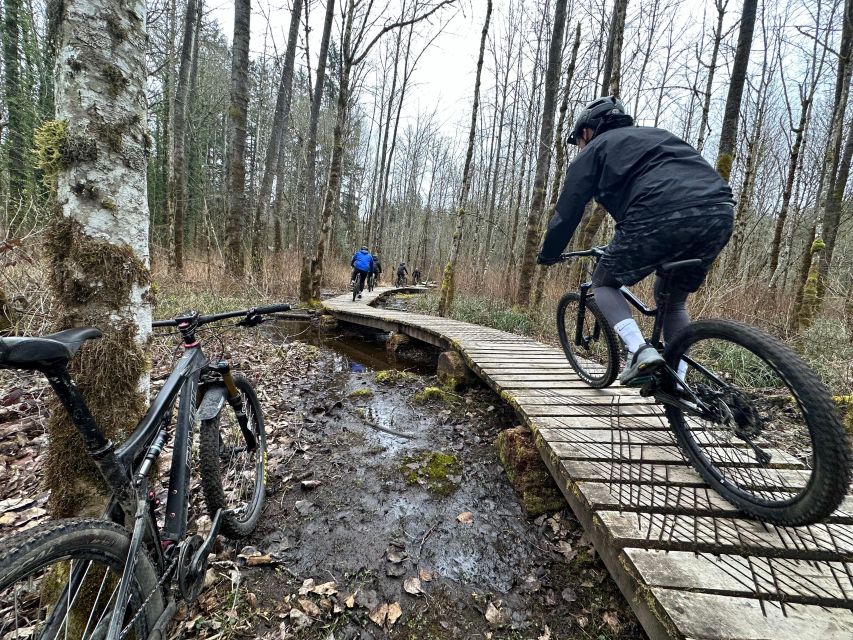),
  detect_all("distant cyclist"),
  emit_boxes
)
[372,255,383,284]
[350,246,375,299]
[536,96,734,384]
[412,267,421,284]
[396,262,408,286]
